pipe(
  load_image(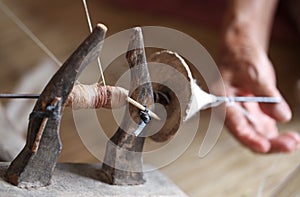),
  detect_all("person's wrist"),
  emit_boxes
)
[219,20,267,69]
[222,20,261,51]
